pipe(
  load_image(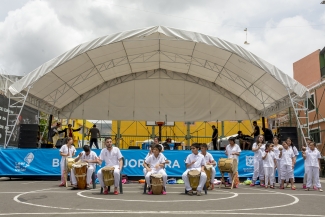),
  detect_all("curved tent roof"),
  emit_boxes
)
[9,26,307,121]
